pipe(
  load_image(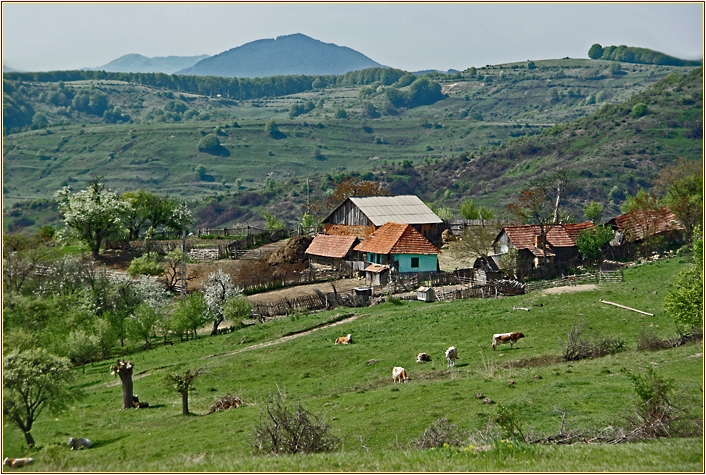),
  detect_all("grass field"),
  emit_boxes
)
[2,257,702,471]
